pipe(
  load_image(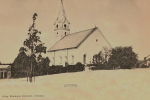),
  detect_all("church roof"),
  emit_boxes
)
[54,0,70,25]
[48,27,98,52]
